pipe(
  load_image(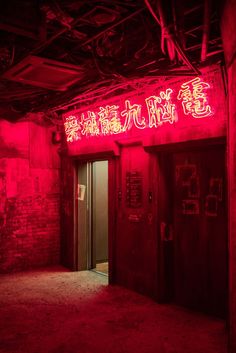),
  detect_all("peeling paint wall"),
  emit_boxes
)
[0,119,60,273]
